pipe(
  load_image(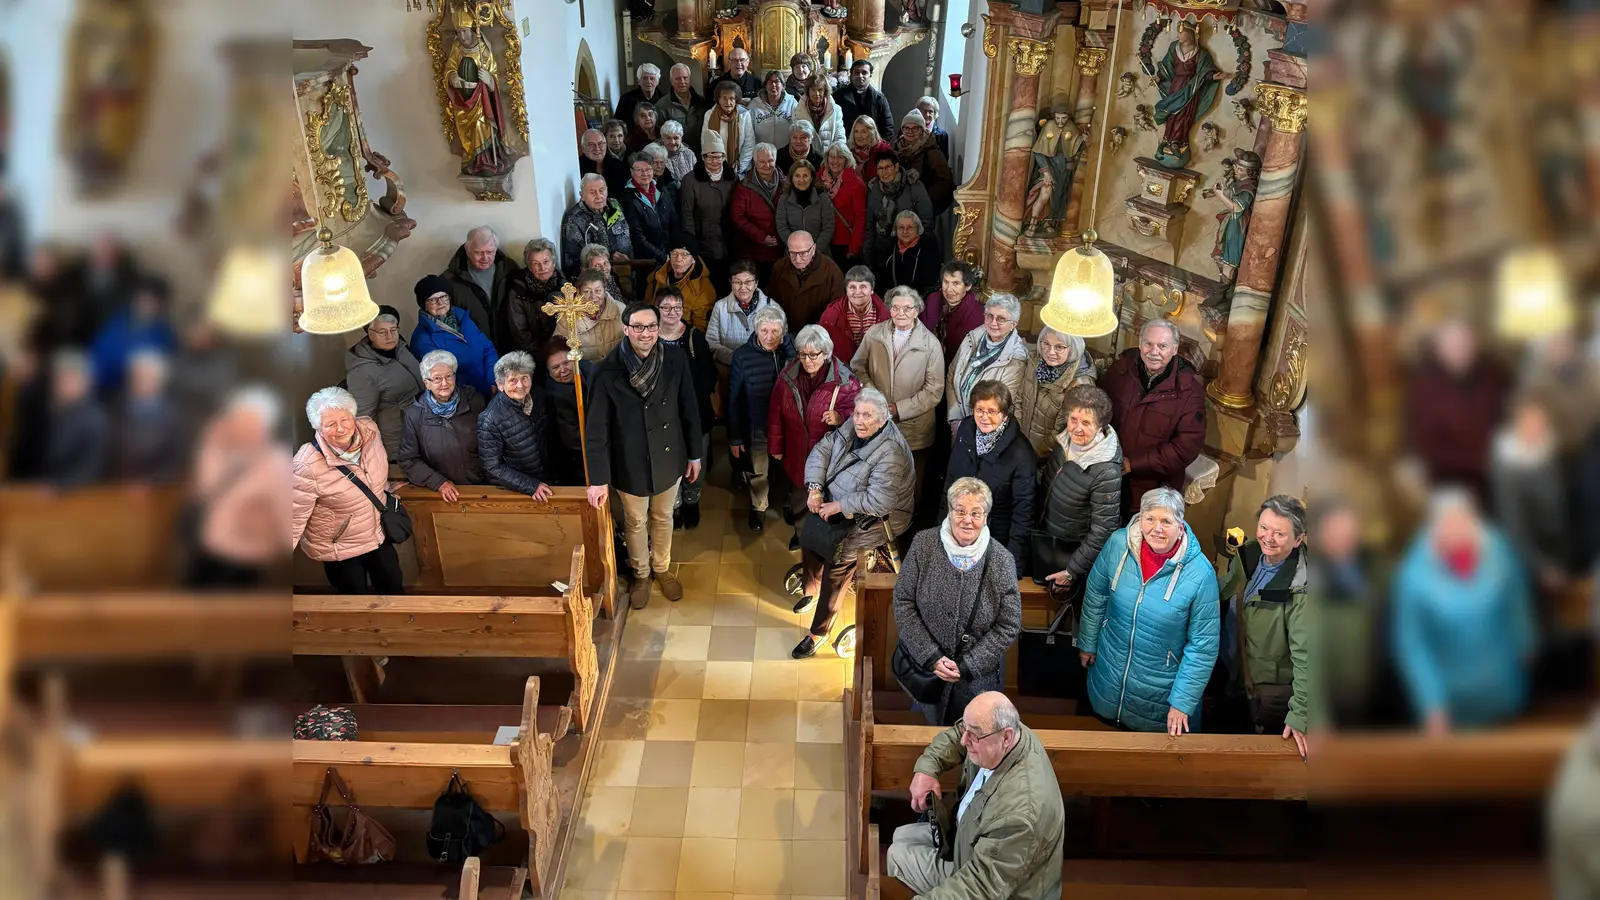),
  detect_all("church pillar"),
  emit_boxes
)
[675,0,700,39]
[1207,55,1307,411]
[849,0,887,42]
[986,16,1057,294]
[1061,40,1107,238]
